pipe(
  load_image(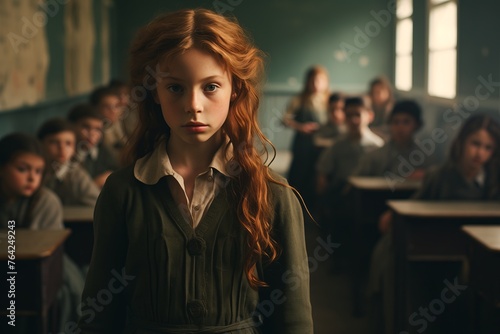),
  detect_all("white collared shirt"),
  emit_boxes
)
[134,137,233,228]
